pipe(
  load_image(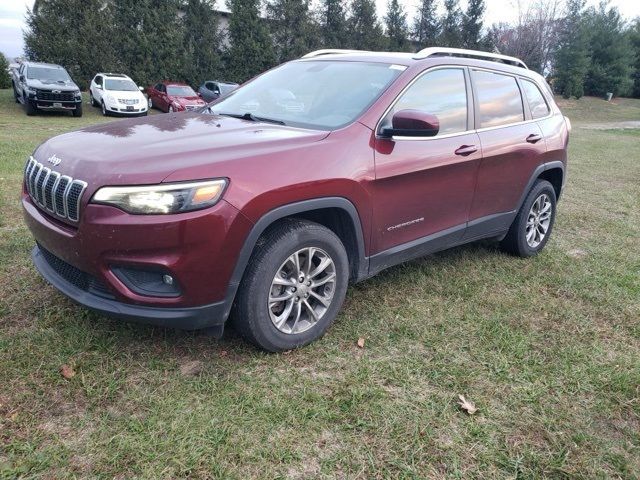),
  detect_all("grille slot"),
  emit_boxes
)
[36,90,75,102]
[38,245,114,299]
[24,157,87,223]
